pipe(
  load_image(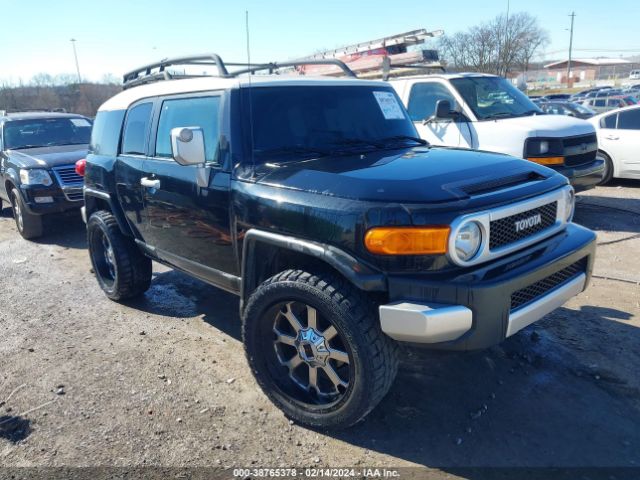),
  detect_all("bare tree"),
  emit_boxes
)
[440,12,549,76]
